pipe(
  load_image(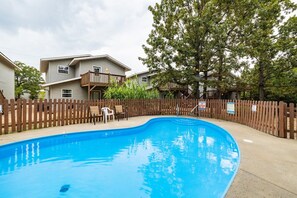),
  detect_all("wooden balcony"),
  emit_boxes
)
[81,71,126,87]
